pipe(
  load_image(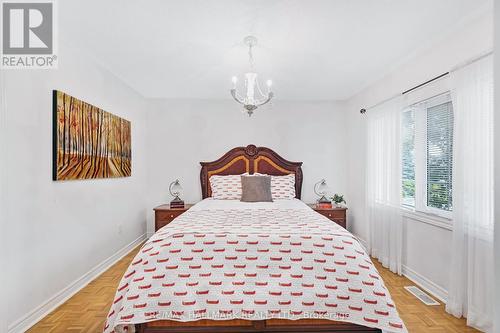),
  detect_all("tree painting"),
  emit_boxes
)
[52,90,131,180]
